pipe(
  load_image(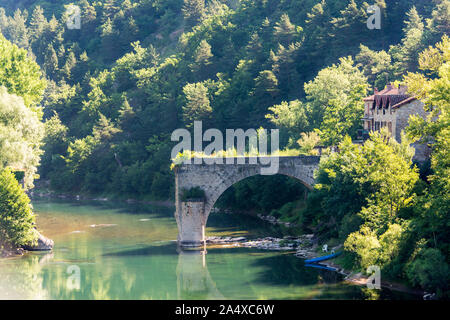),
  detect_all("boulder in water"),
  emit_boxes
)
[22,230,54,251]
